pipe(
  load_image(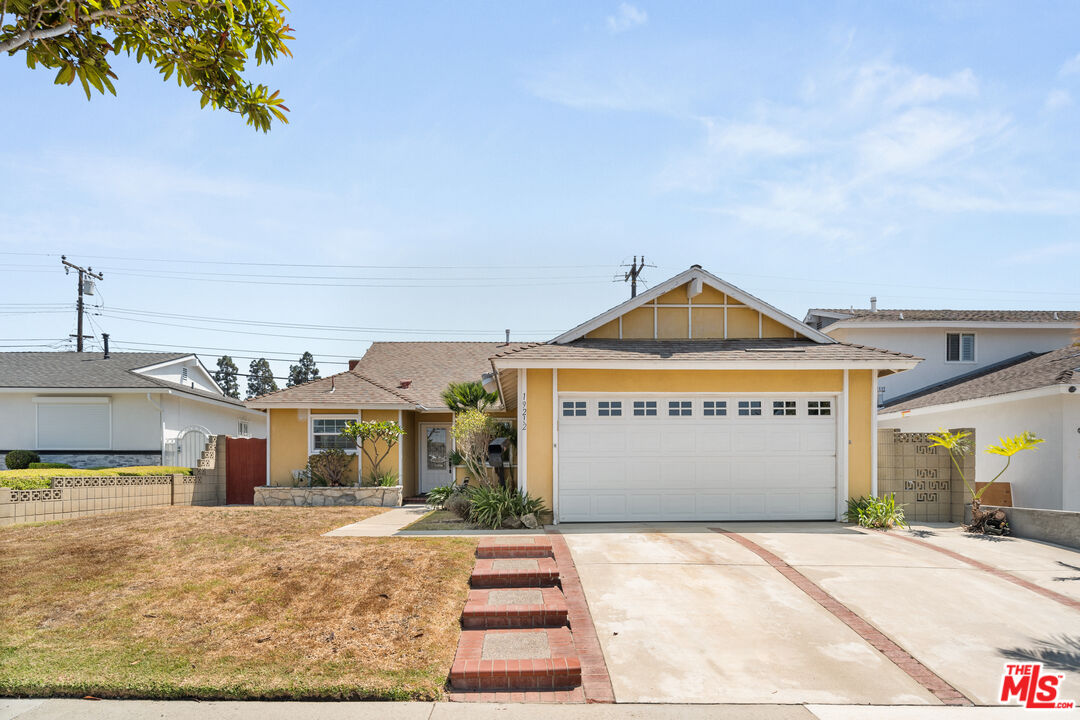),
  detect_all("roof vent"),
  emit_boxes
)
[398,380,412,389]
[348,359,360,371]
[870,296,878,312]
[1054,311,1060,320]
[899,312,904,320]
[690,264,703,269]
[329,377,335,393]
